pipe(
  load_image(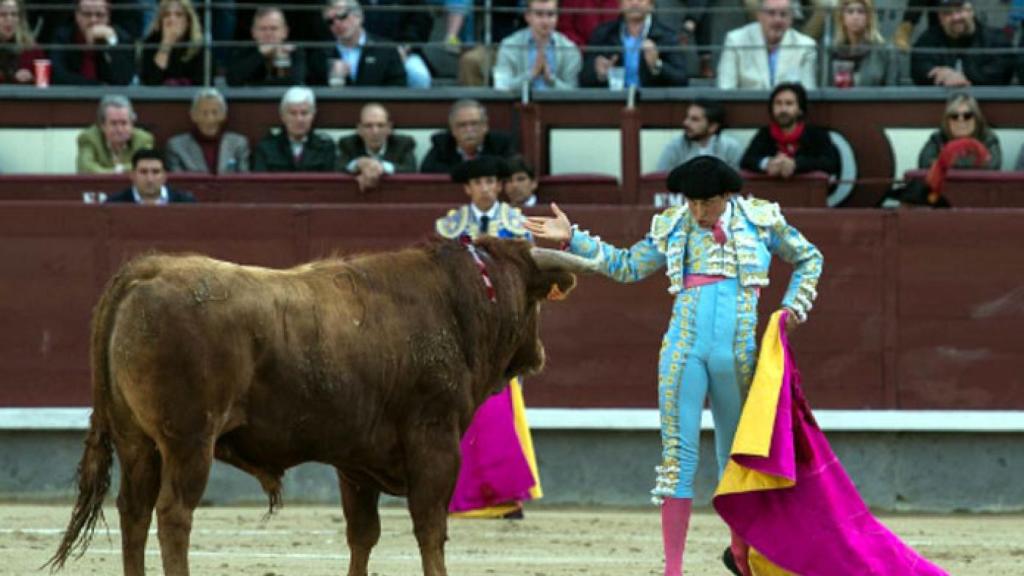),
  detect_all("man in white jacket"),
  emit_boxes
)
[717,0,818,90]
[493,0,582,90]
